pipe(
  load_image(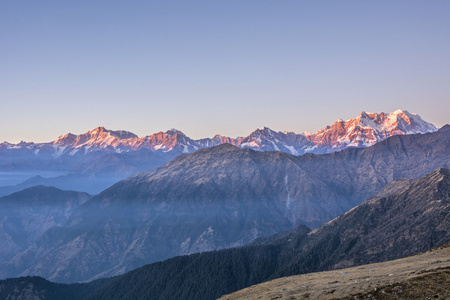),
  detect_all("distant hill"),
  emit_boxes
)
[0,150,177,196]
[0,186,90,262]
